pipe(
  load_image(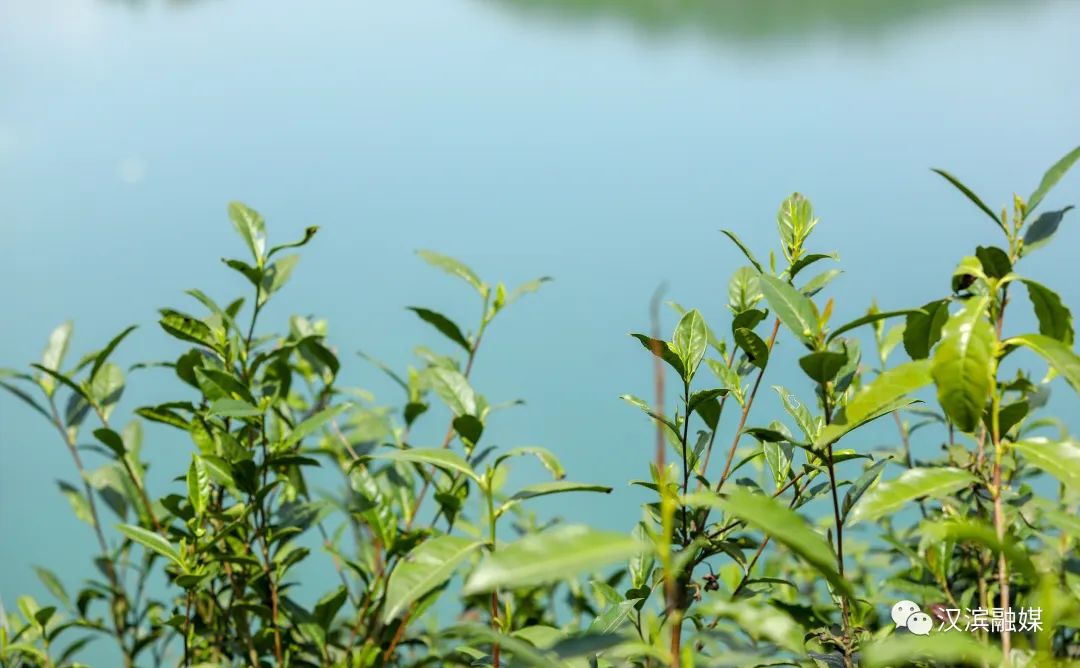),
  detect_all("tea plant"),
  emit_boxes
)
[2,147,1079,667]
